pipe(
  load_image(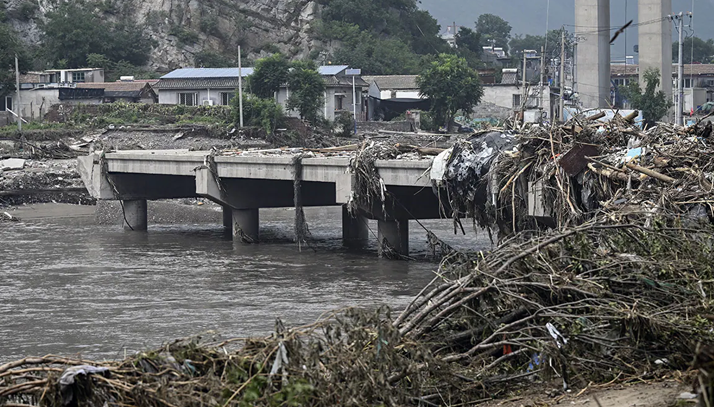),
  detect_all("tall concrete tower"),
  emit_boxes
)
[575,0,611,109]
[638,0,672,98]
[574,0,673,111]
